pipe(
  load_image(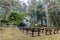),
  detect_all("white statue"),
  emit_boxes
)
[23,18,31,28]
